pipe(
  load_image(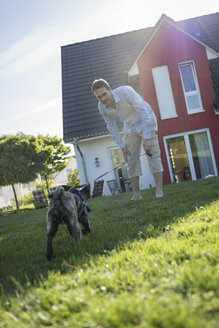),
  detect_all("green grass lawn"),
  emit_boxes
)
[0,178,219,327]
